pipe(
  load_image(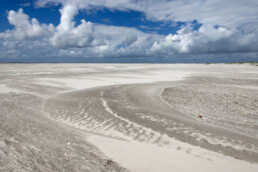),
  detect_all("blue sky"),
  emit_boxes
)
[0,0,198,35]
[0,0,60,31]
[0,0,258,62]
